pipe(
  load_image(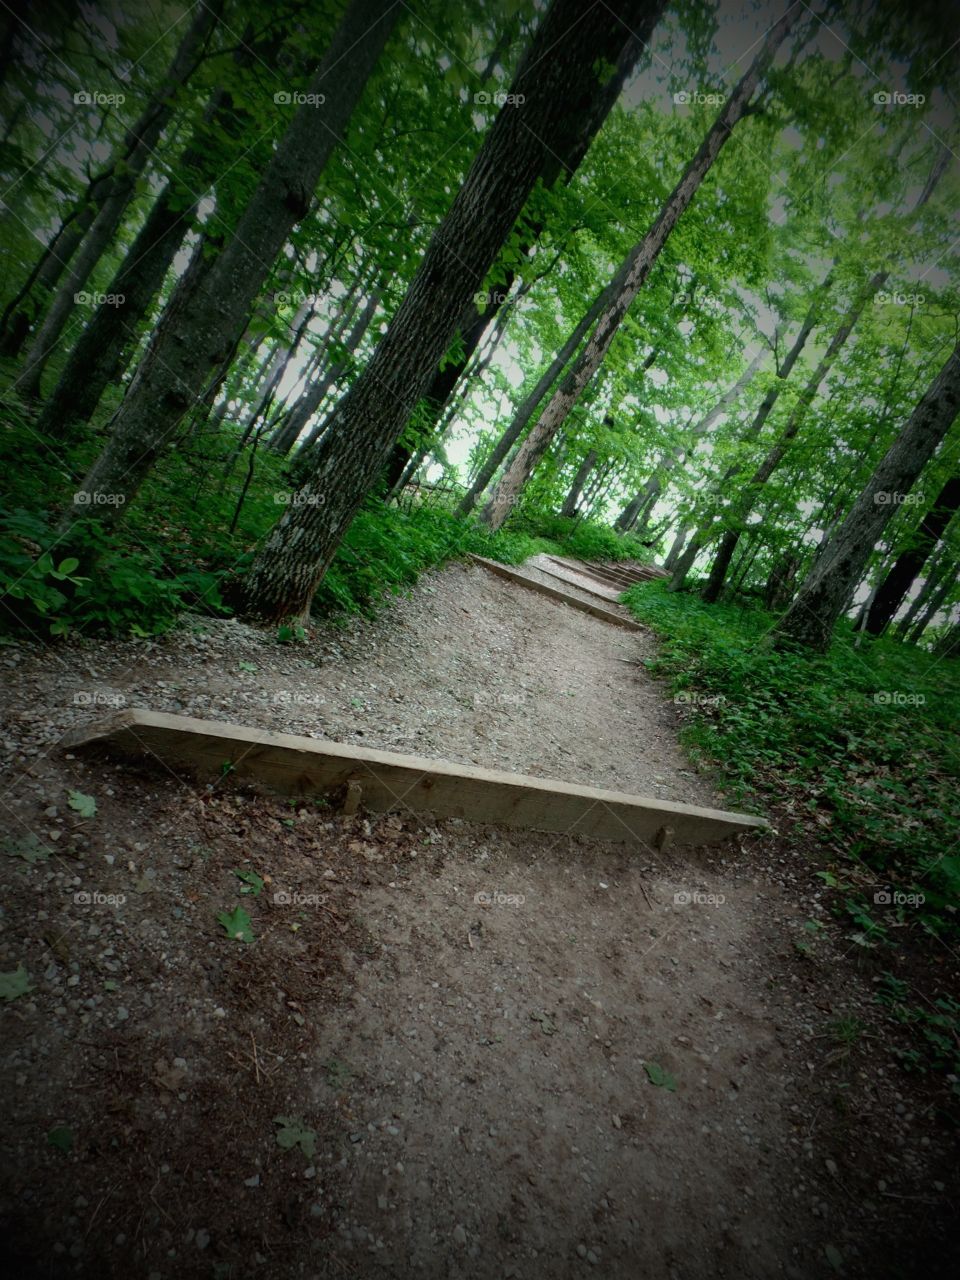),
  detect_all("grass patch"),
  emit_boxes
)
[622,581,960,944]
